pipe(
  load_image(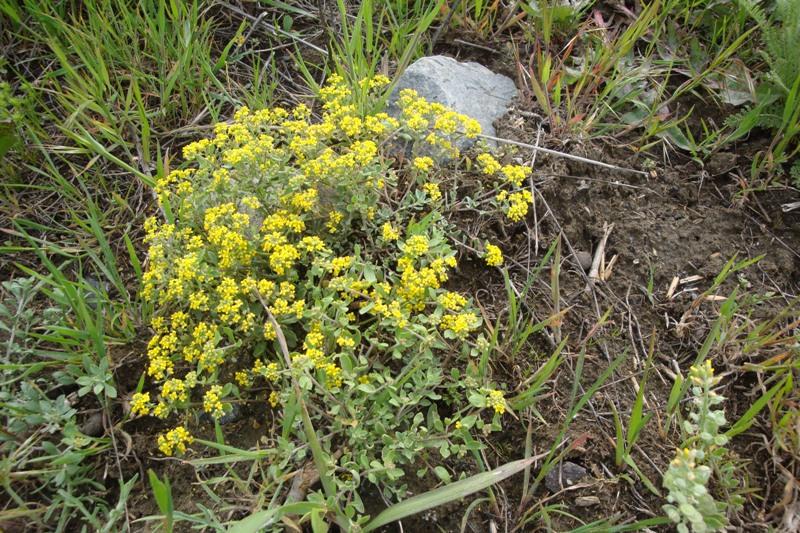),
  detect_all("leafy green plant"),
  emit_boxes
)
[516,0,756,151]
[663,360,729,533]
[611,332,660,496]
[0,277,133,531]
[132,74,541,528]
[521,0,591,47]
[147,470,175,533]
[0,277,58,365]
[727,0,800,183]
